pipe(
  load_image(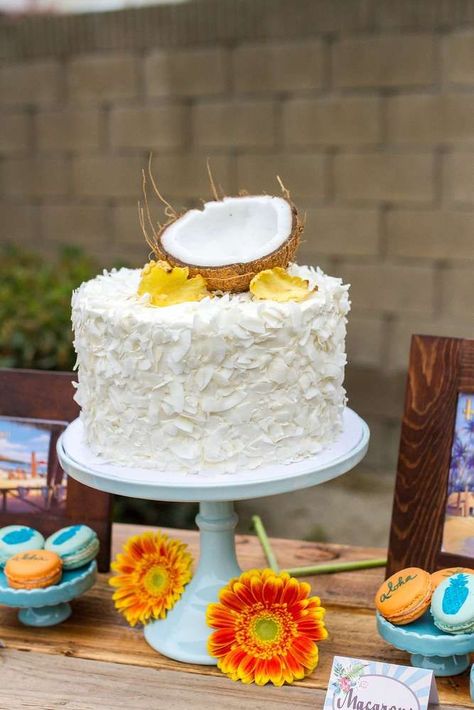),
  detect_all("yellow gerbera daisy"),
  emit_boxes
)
[207,568,328,686]
[109,530,193,627]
